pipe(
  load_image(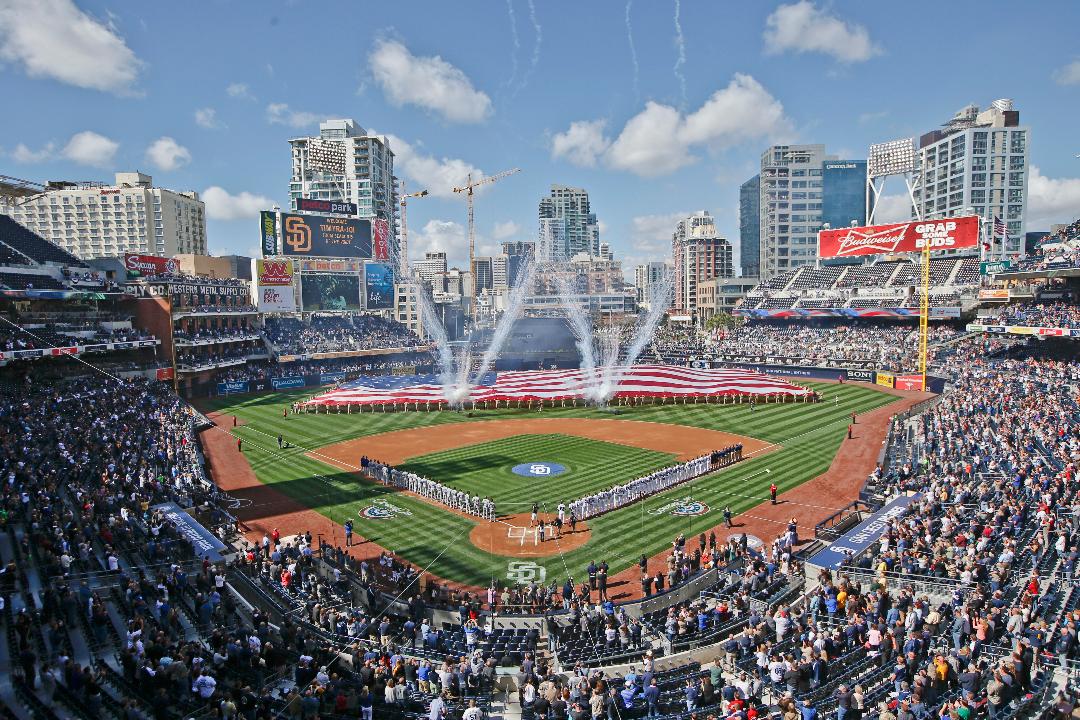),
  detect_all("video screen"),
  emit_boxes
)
[300,274,361,312]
